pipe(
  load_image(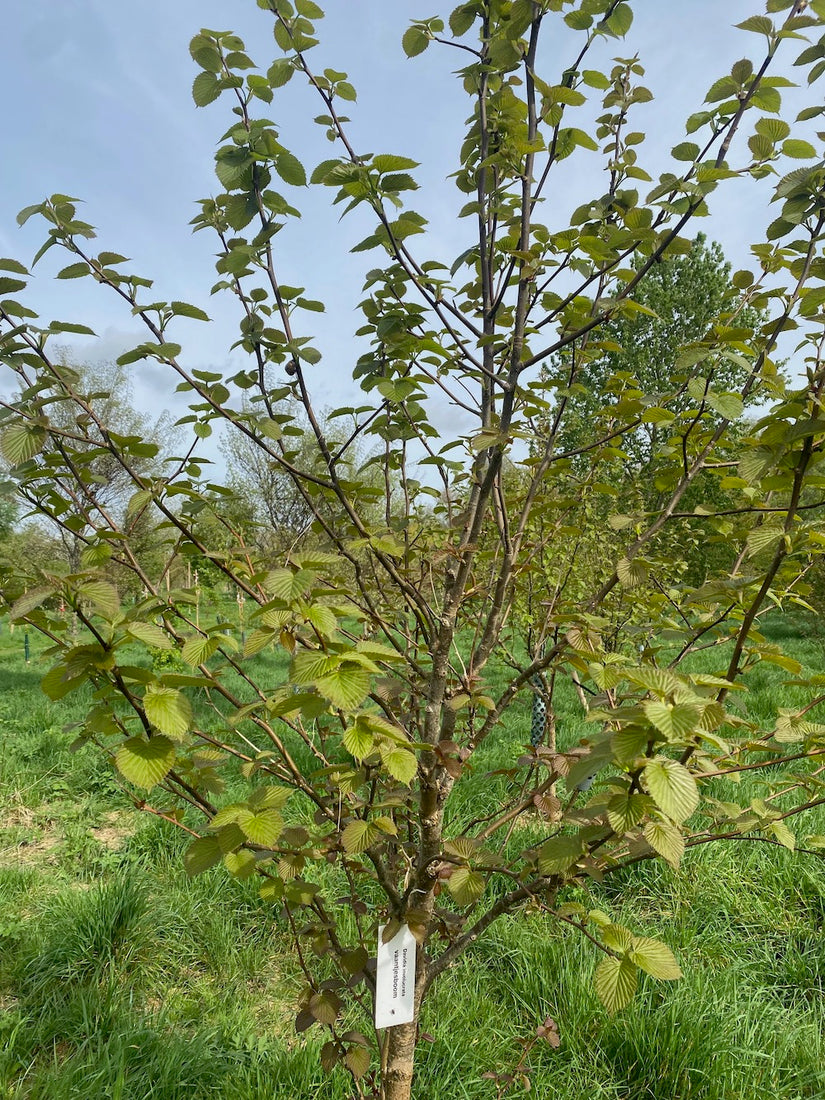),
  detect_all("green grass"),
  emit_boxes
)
[1,614,824,1098]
